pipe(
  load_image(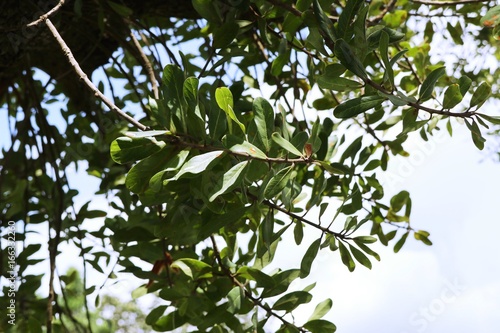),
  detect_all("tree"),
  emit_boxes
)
[1,0,500,332]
